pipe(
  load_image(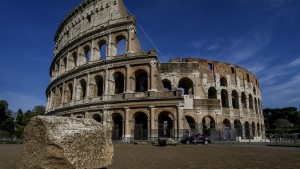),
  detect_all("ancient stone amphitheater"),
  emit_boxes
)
[46,0,265,142]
